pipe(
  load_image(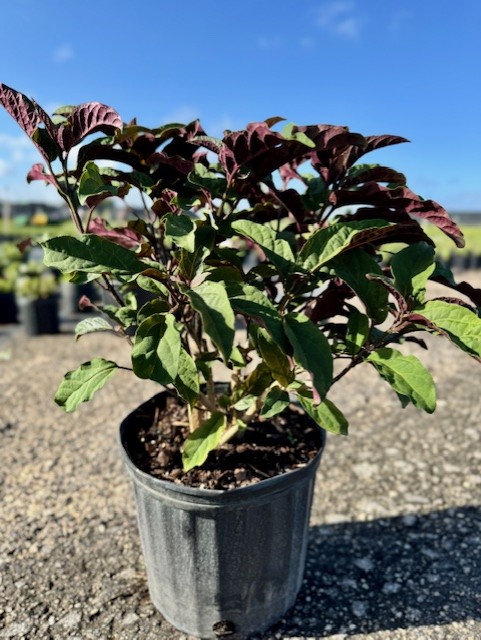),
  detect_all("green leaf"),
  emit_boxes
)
[283,312,333,400]
[182,412,226,471]
[329,248,389,324]
[257,329,293,387]
[136,298,170,325]
[55,358,118,412]
[157,314,182,380]
[299,219,390,271]
[136,274,169,297]
[367,347,436,412]
[187,281,235,362]
[242,362,273,397]
[345,308,370,355]
[174,348,200,406]
[391,242,435,304]
[164,213,196,252]
[74,316,113,341]
[416,300,481,358]
[231,219,296,276]
[78,161,118,205]
[226,282,288,350]
[188,163,227,197]
[298,394,348,435]
[131,314,180,384]
[260,387,290,419]
[42,235,147,276]
[282,122,316,148]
